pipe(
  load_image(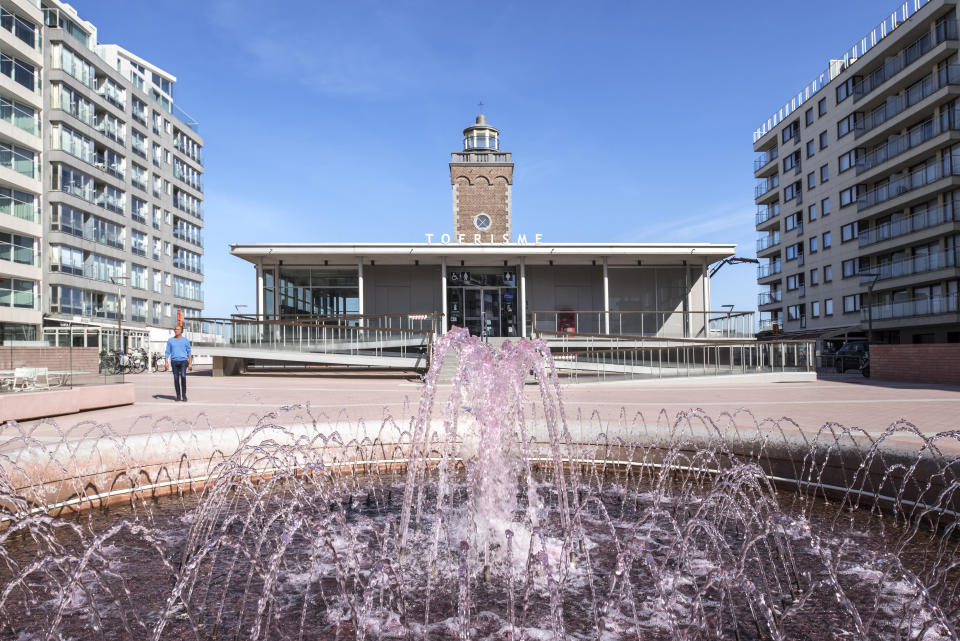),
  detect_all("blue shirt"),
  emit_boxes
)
[165,336,192,361]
